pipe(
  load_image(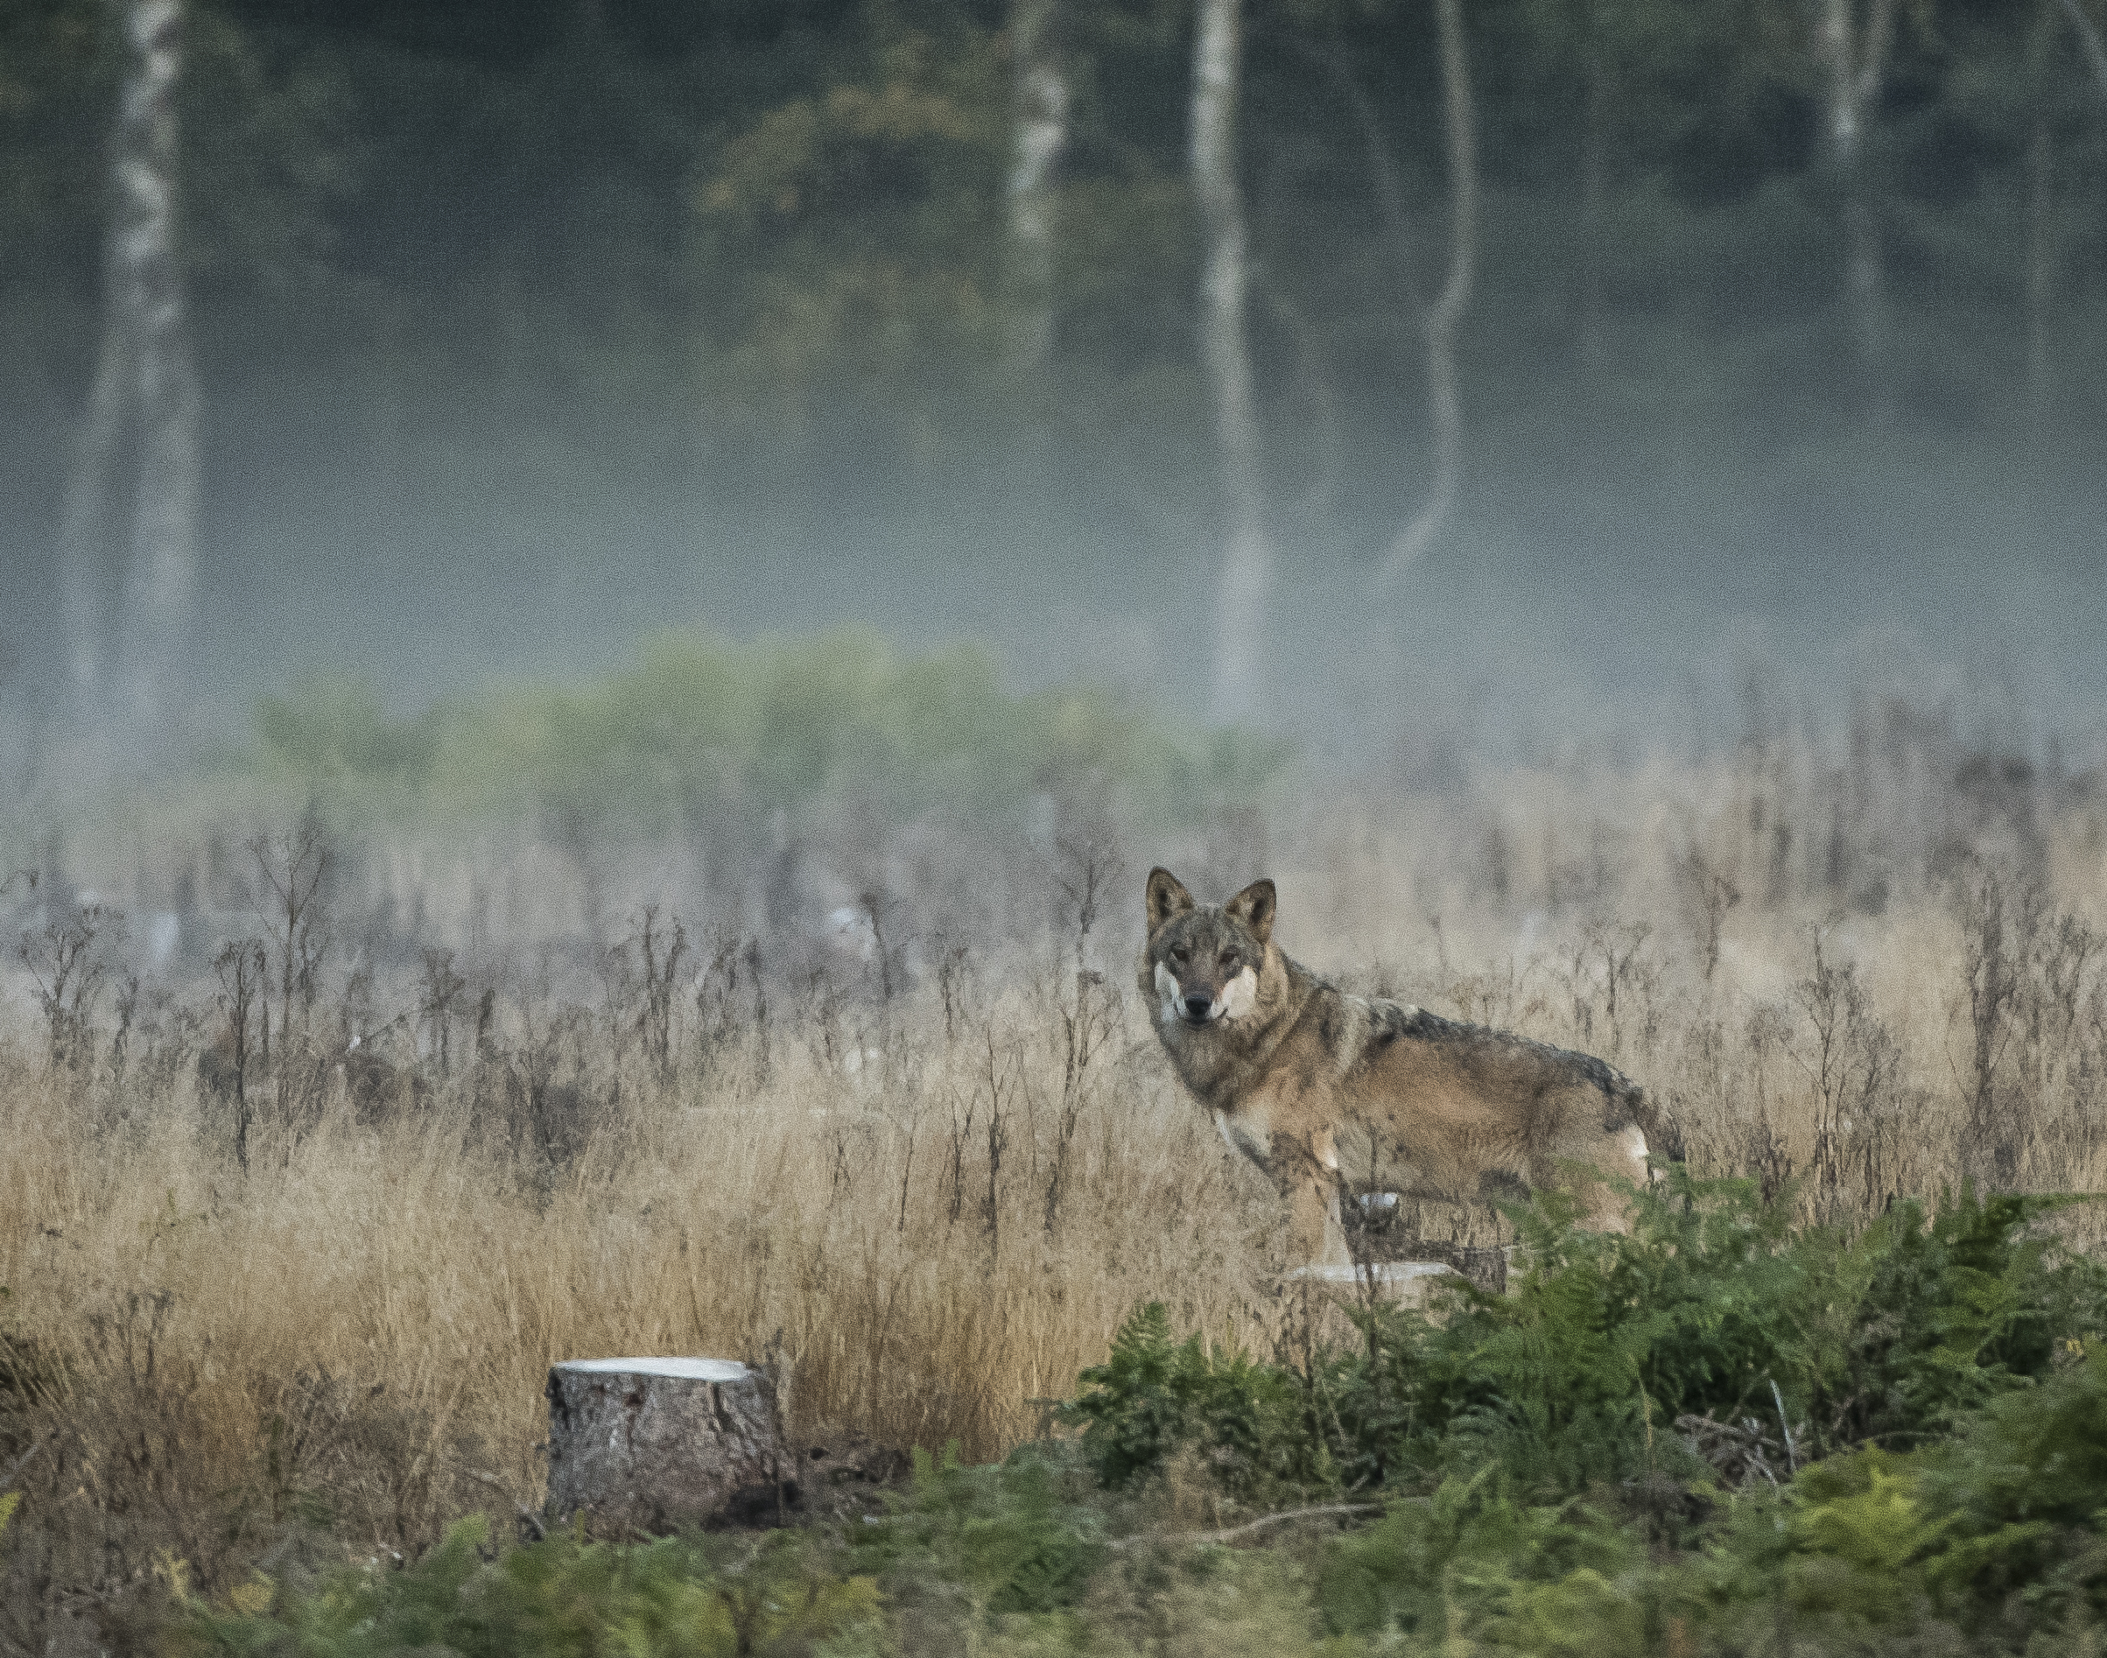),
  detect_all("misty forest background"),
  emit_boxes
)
[21,5,2107,1648]
[8,0,2107,774]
